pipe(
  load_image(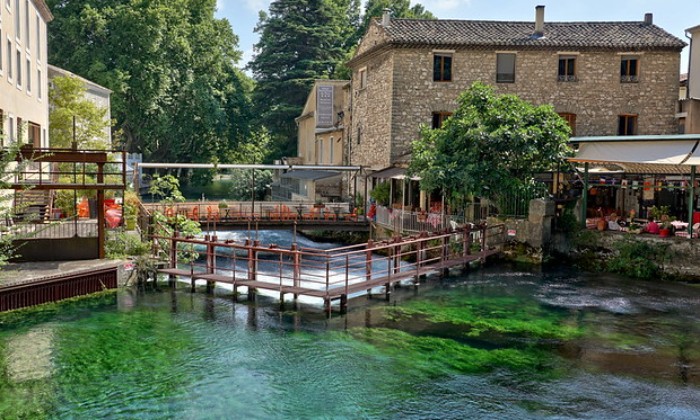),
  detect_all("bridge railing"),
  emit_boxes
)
[158,223,506,299]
